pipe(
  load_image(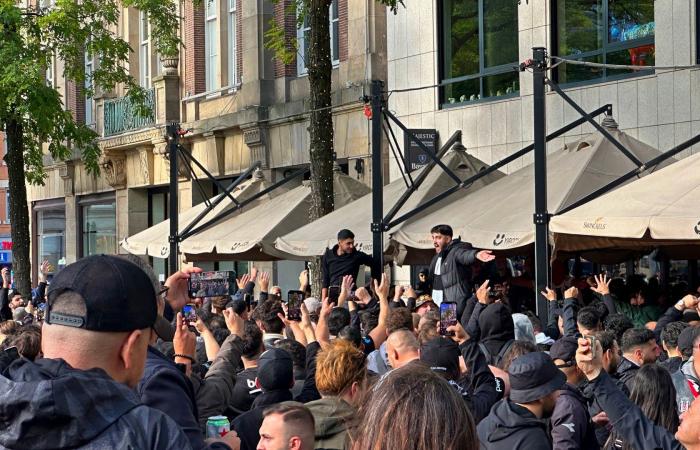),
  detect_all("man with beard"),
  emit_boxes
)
[428,224,495,320]
[477,352,565,449]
